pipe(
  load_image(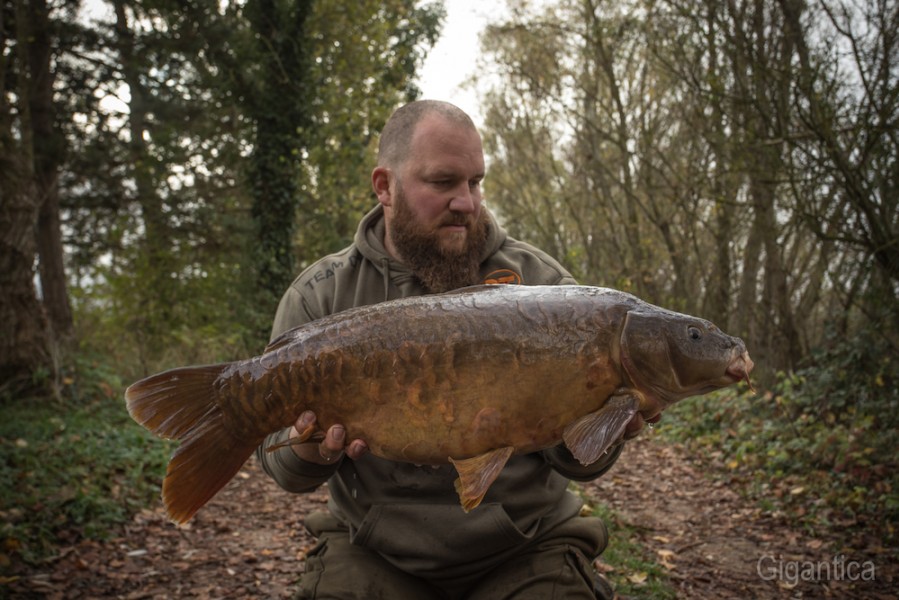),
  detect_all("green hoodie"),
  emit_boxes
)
[256,205,622,579]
